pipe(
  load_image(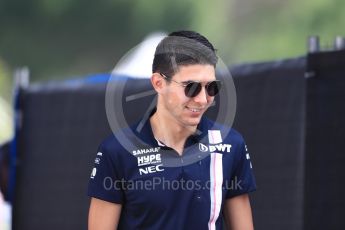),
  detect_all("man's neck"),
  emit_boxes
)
[150,107,197,155]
